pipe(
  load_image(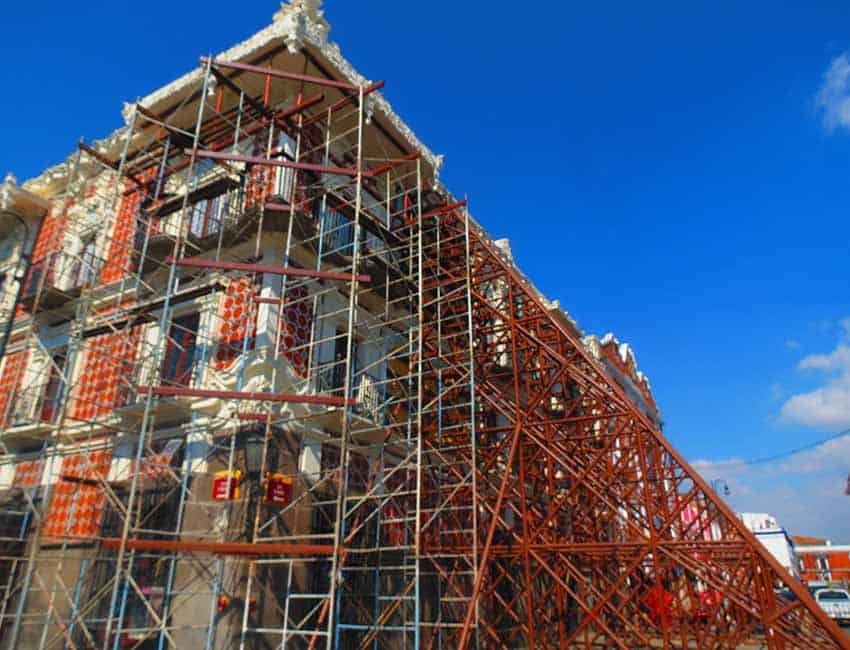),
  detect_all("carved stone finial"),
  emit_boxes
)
[273,0,330,52]
[0,173,17,211]
[121,102,136,125]
[433,154,445,175]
